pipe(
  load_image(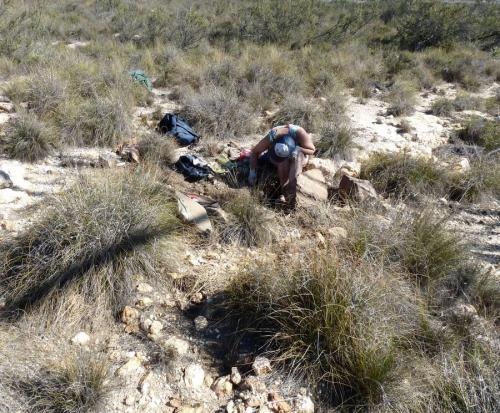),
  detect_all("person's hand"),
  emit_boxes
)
[291,147,301,160]
[248,169,257,186]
